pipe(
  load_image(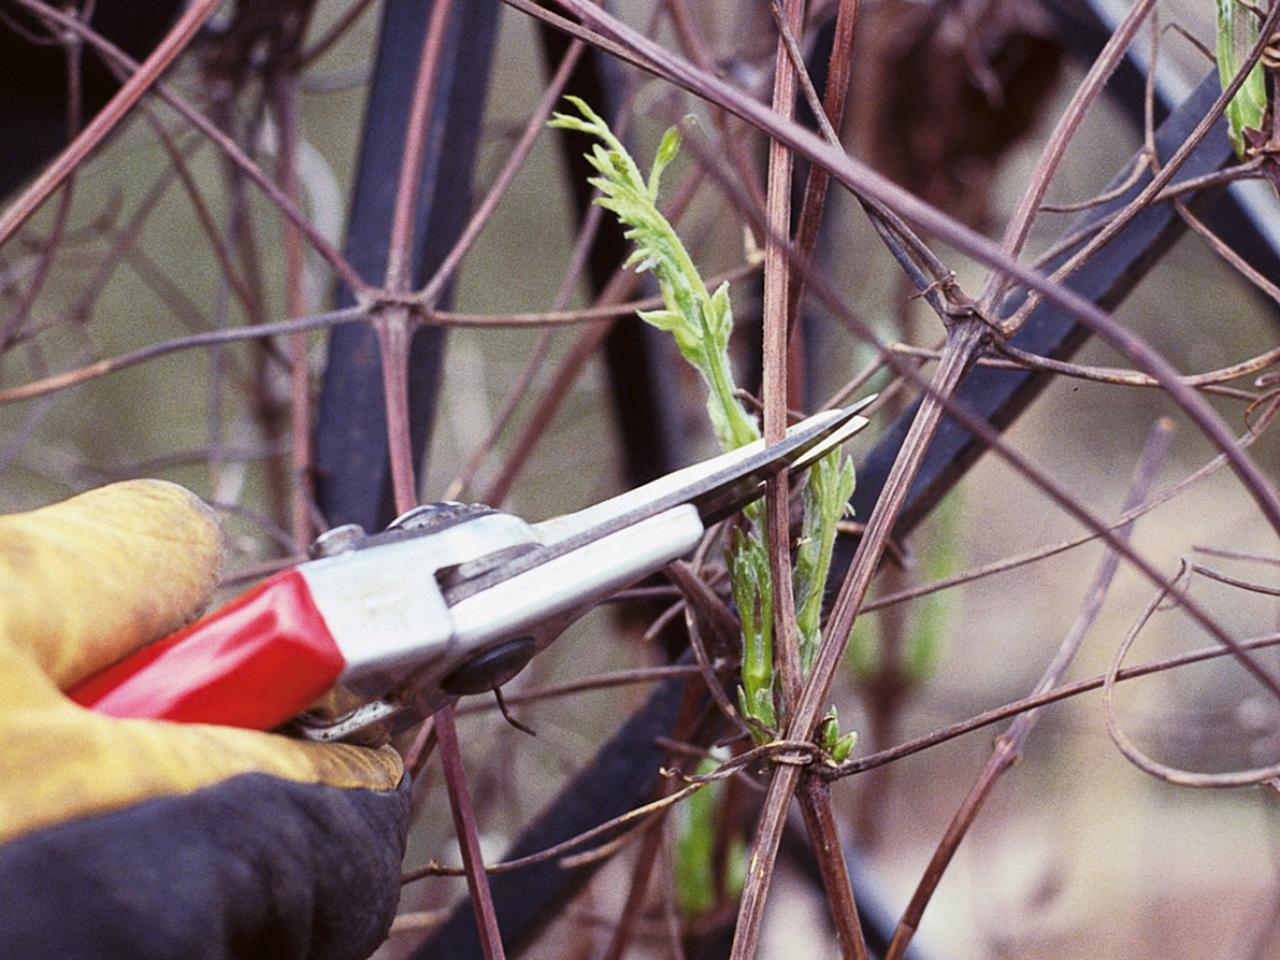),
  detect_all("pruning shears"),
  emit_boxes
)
[70,398,874,743]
